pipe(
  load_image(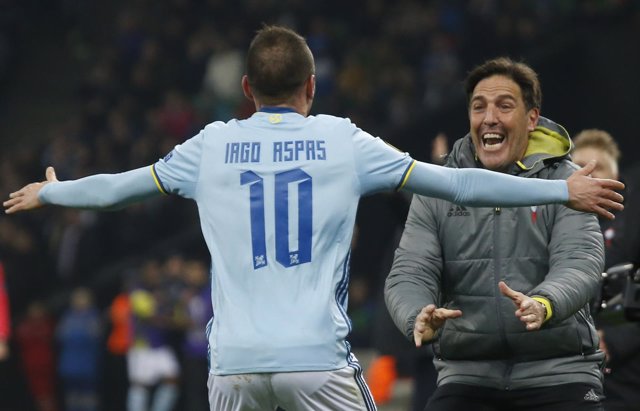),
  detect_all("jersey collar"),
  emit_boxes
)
[259,106,298,113]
